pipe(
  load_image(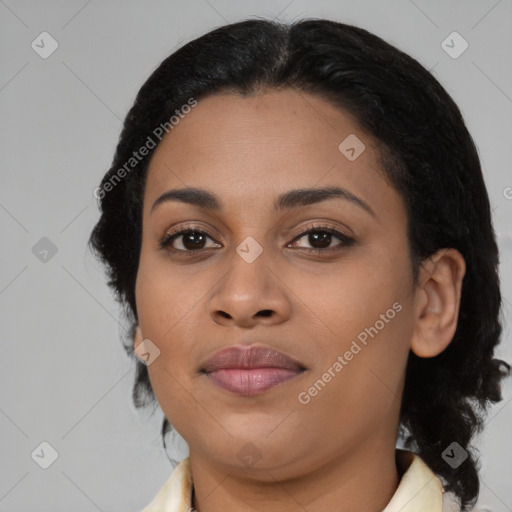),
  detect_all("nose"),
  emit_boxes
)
[208,248,292,329]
